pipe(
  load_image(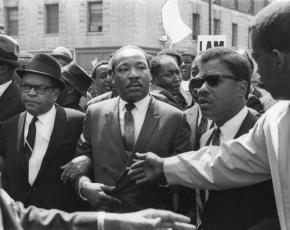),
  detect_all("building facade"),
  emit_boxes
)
[0,0,270,72]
